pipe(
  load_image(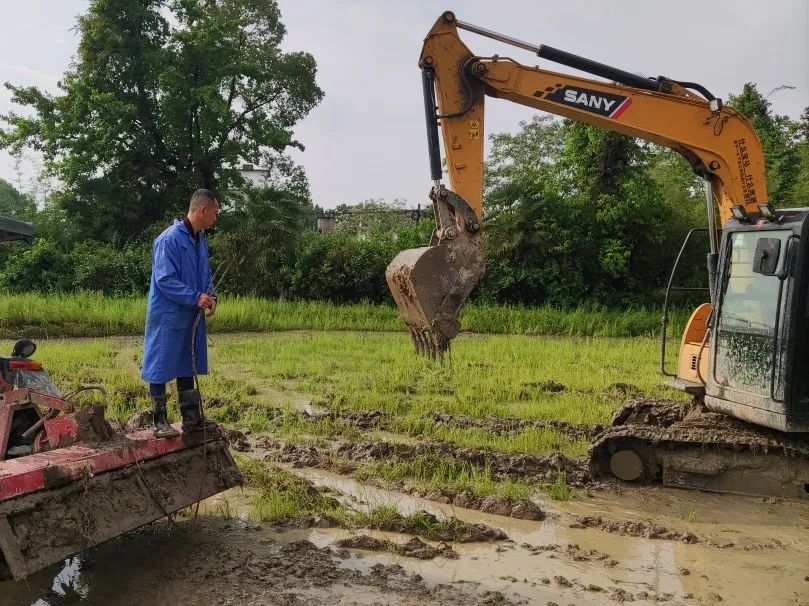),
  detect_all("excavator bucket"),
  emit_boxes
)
[386,237,484,358]
[0,423,241,581]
